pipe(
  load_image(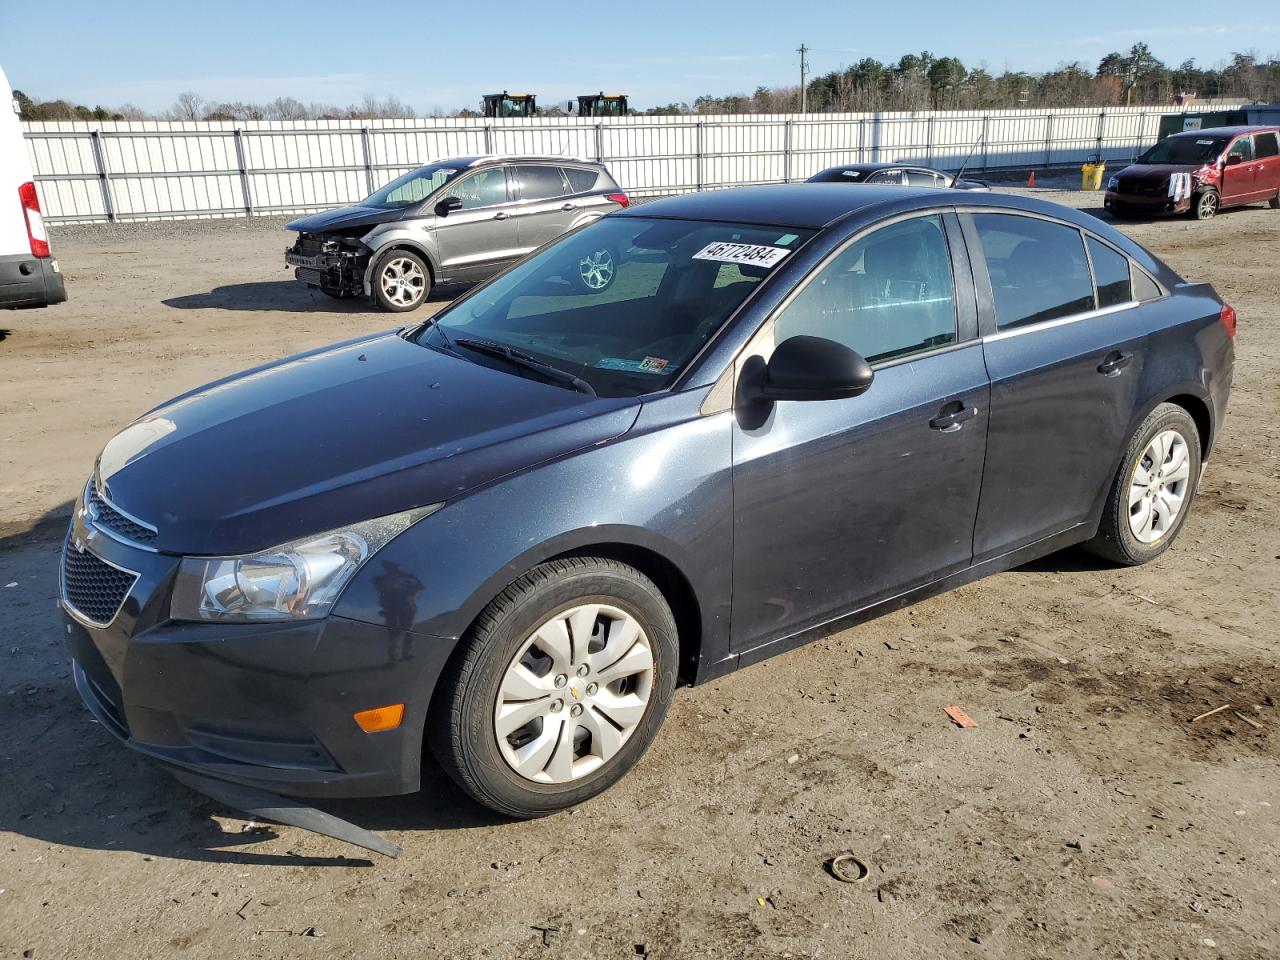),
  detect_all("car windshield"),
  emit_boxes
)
[1136,137,1228,165]
[362,163,460,209]
[416,216,814,398]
